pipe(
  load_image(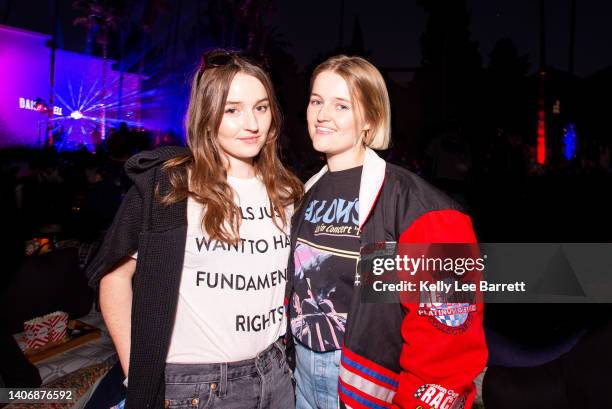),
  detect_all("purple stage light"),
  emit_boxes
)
[0,24,144,150]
